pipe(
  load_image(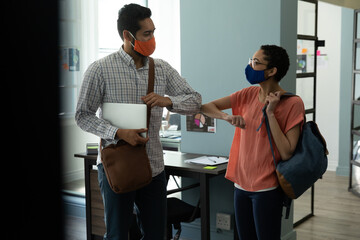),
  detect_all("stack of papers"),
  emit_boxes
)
[184,156,229,166]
